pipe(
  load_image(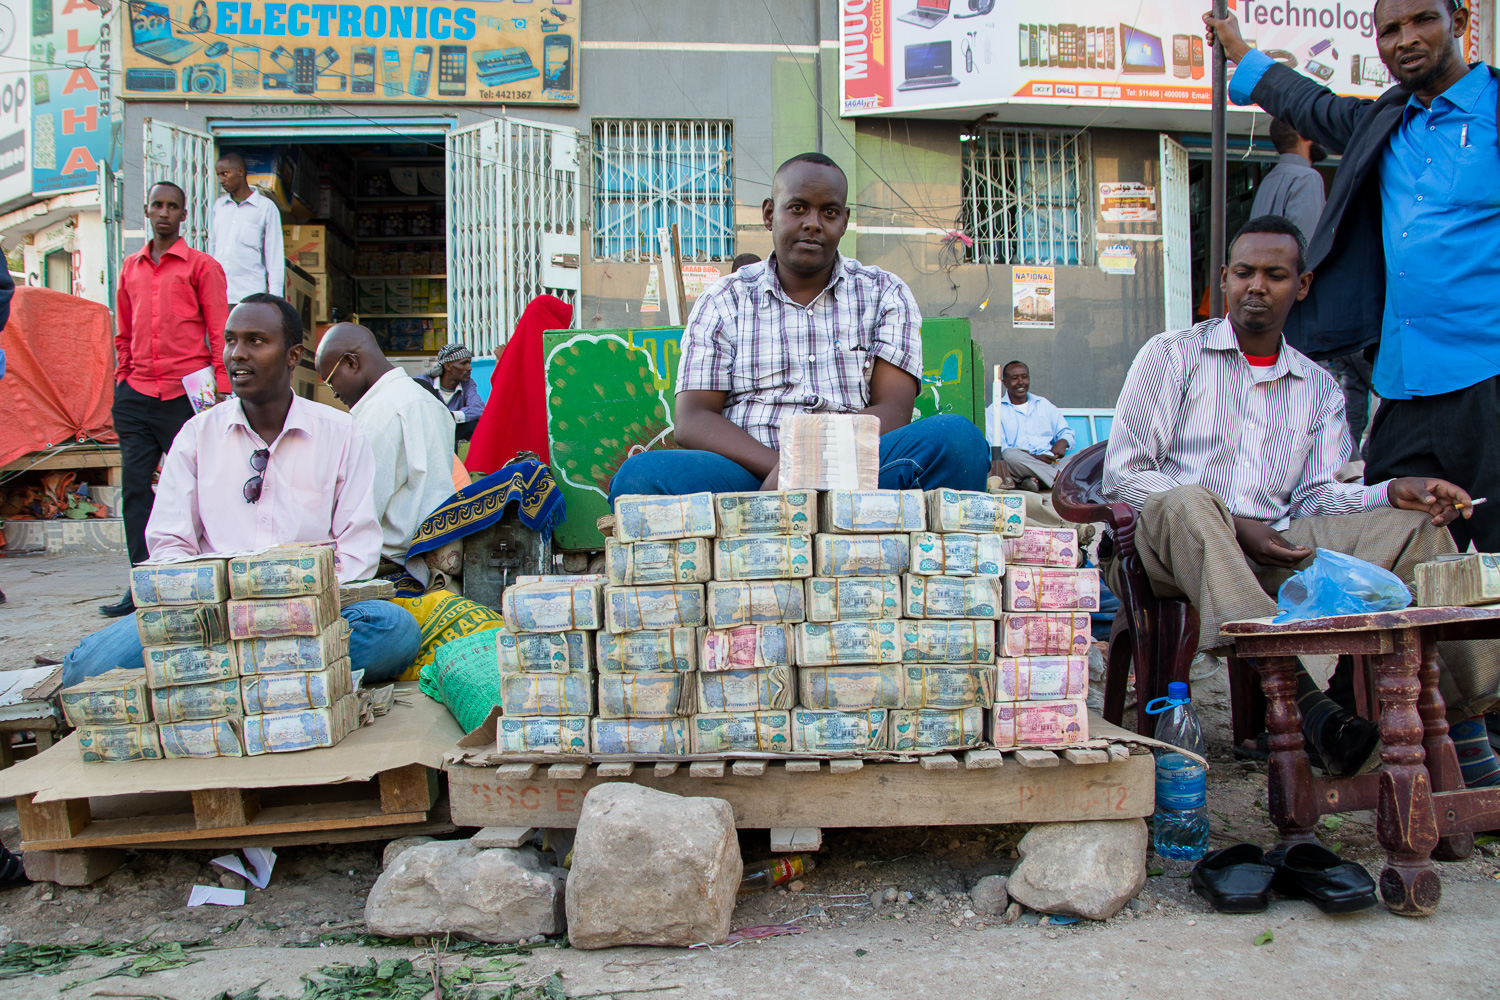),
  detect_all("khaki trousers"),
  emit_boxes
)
[1116,485,1500,721]
[1002,448,1061,488]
